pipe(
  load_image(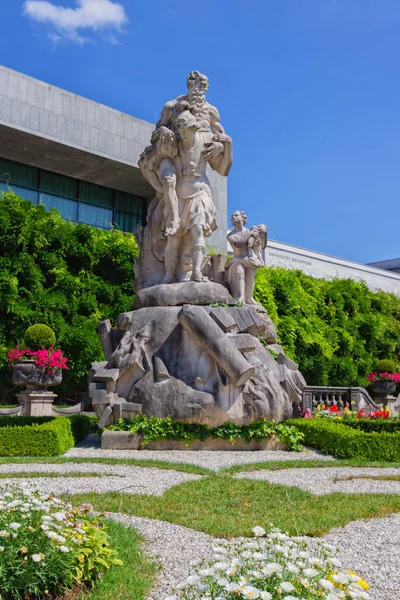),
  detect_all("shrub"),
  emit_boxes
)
[0,191,139,401]
[0,417,75,456]
[0,484,122,600]
[106,416,305,451]
[375,358,398,373]
[0,414,92,443]
[23,324,56,350]
[254,267,400,386]
[341,417,400,434]
[288,418,400,461]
